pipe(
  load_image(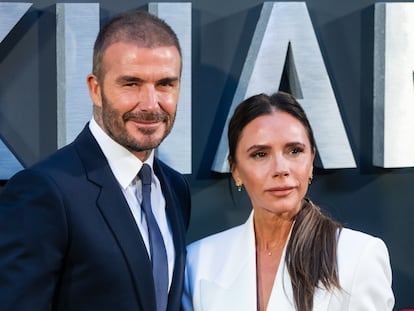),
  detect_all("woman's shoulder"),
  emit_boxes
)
[187,222,247,256]
[336,227,391,285]
[337,227,390,262]
[338,227,387,250]
[333,229,394,308]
